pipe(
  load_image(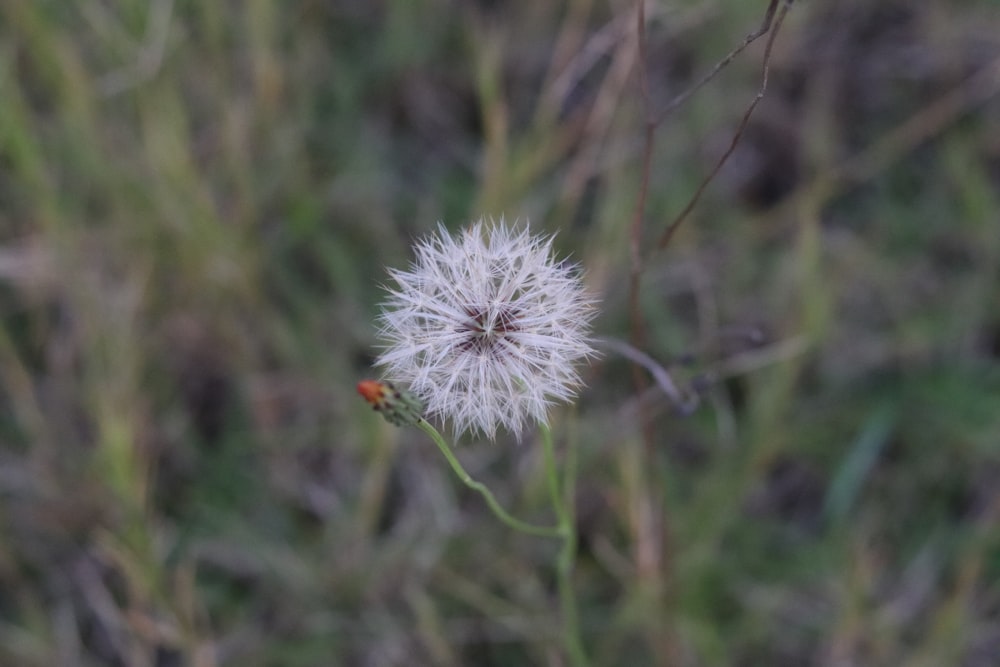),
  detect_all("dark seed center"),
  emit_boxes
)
[456,305,522,354]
